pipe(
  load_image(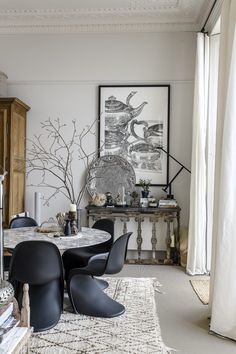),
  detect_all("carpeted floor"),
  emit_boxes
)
[30,277,169,354]
[190,279,210,305]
